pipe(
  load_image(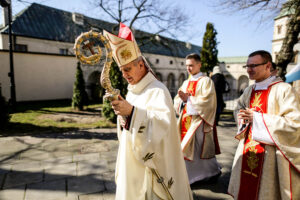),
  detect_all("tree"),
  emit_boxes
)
[0,84,10,129]
[200,22,219,73]
[92,0,190,39]
[209,0,300,78]
[102,61,128,122]
[276,1,300,77]
[72,62,88,111]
